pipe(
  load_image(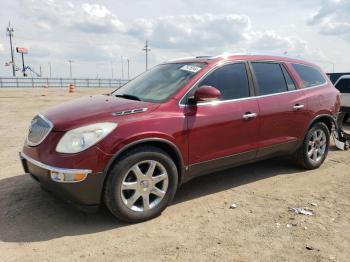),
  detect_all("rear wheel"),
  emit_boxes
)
[295,122,330,169]
[104,146,178,222]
